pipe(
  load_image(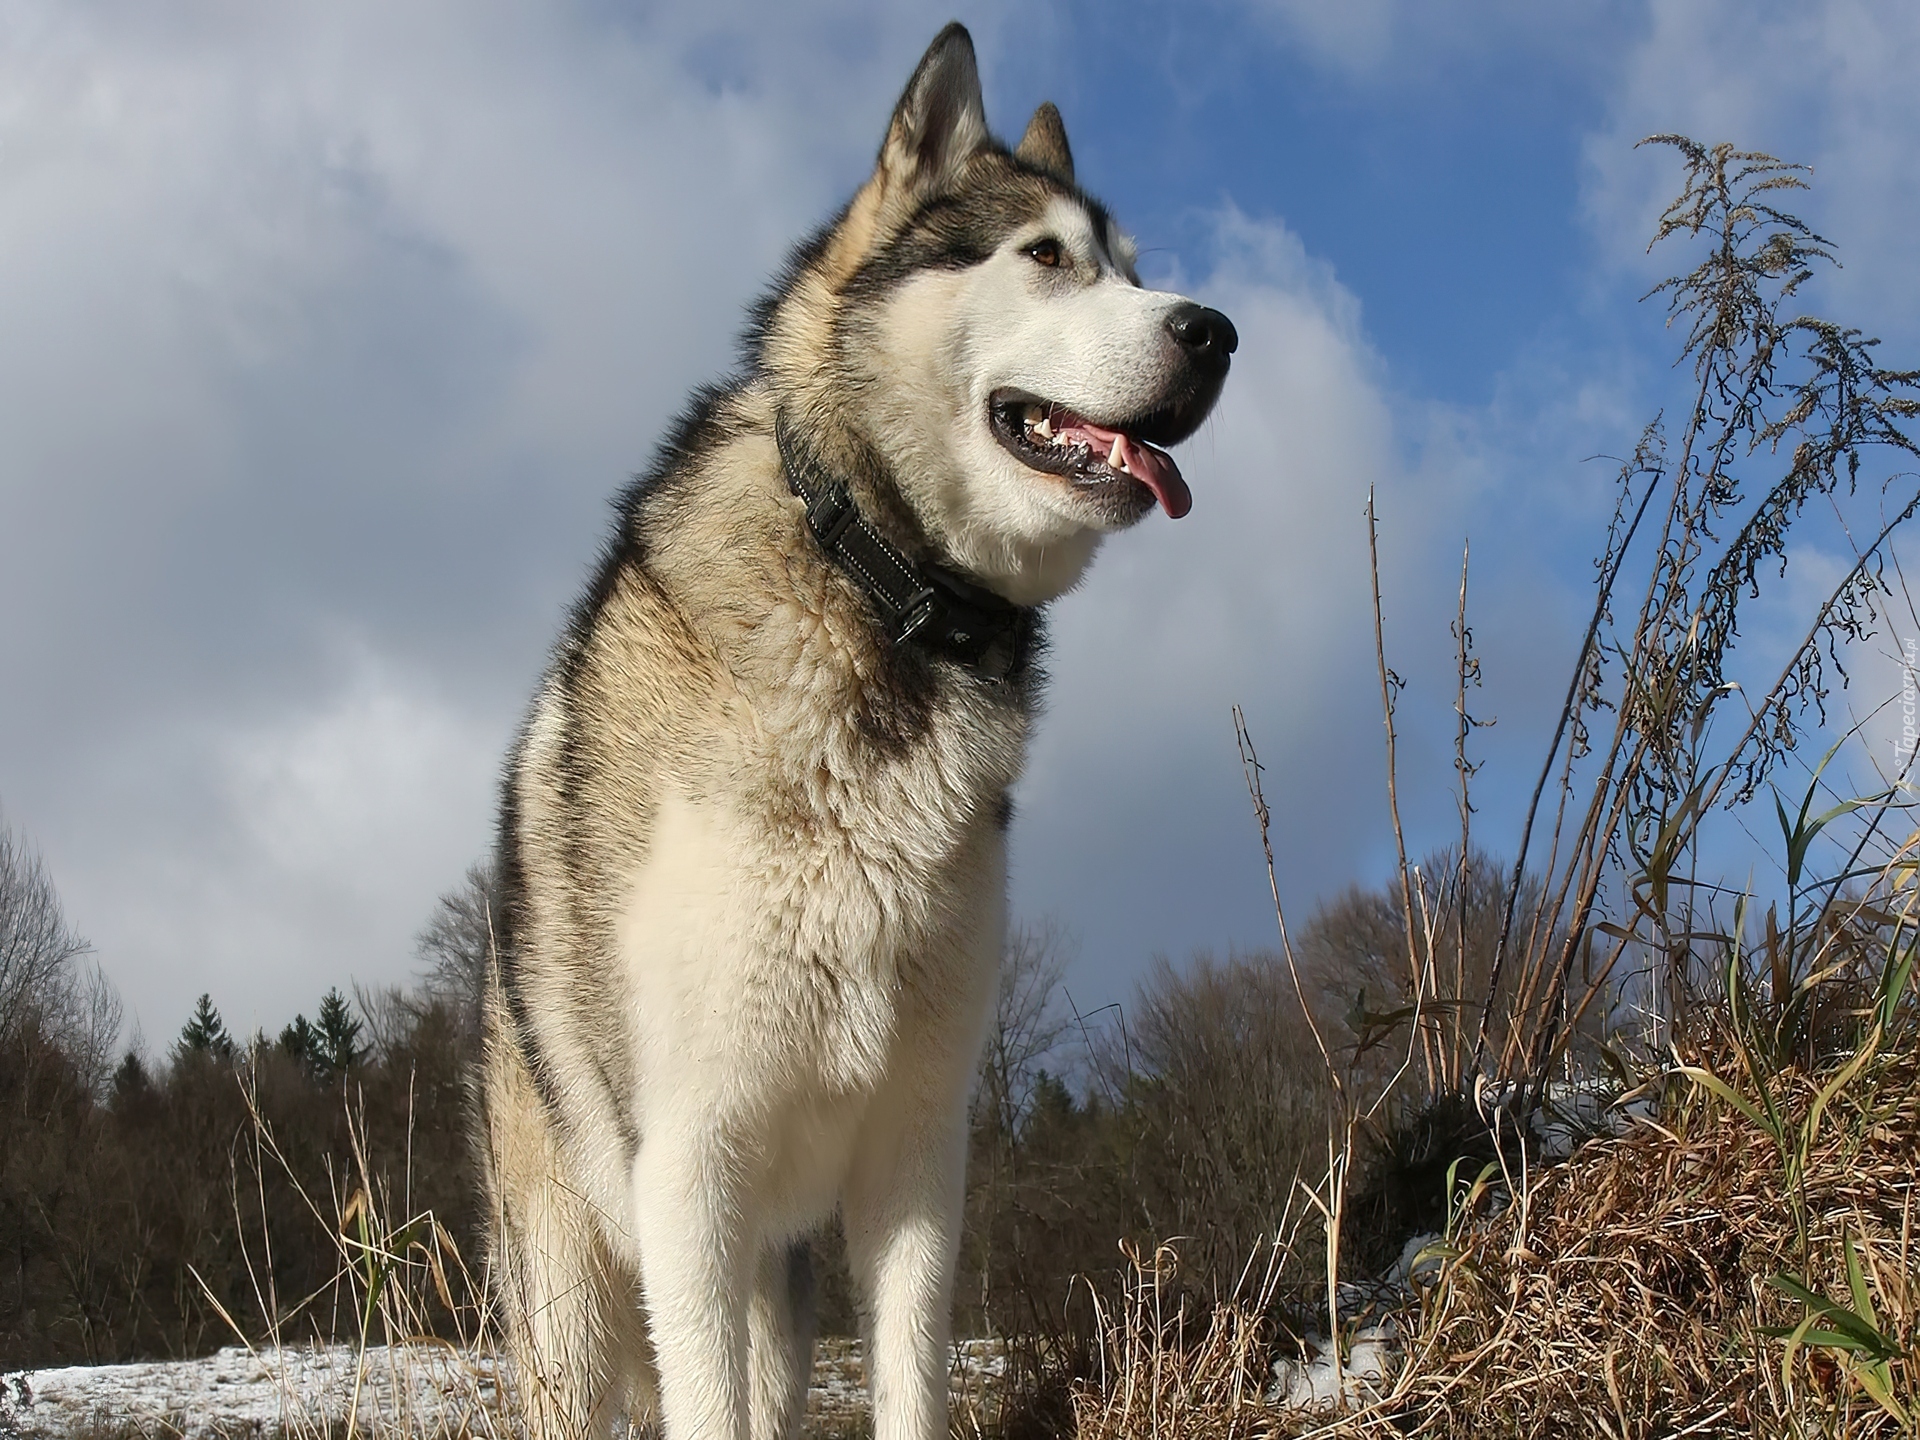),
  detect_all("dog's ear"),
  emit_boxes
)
[879,23,989,199]
[1015,102,1074,185]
